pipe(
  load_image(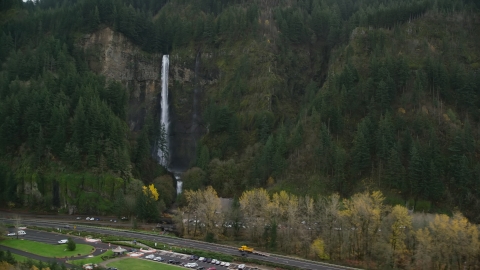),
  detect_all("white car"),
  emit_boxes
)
[89,217,95,221]
[185,263,198,268]
[7,232,15,236]
[86,217,90,220]
[238,264,246,269]
[58,239,68,244]
[145,254,155,259]
[17,230,26,235]
[225,262,231,267]
[220,262,226,266]
[153,257,163,261]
